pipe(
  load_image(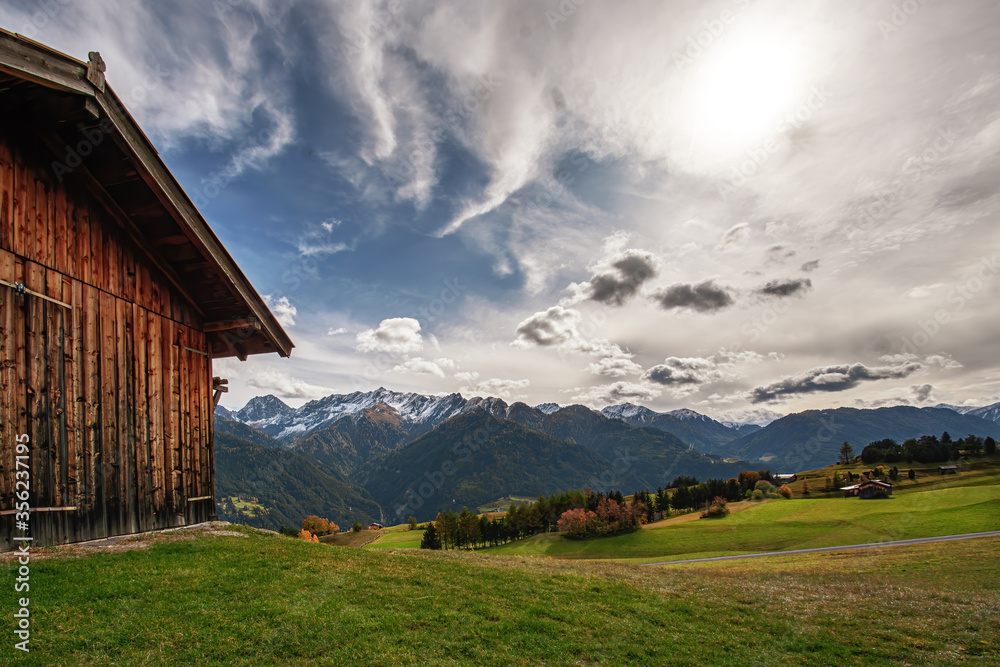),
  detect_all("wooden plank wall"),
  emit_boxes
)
[0,134,216,551]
